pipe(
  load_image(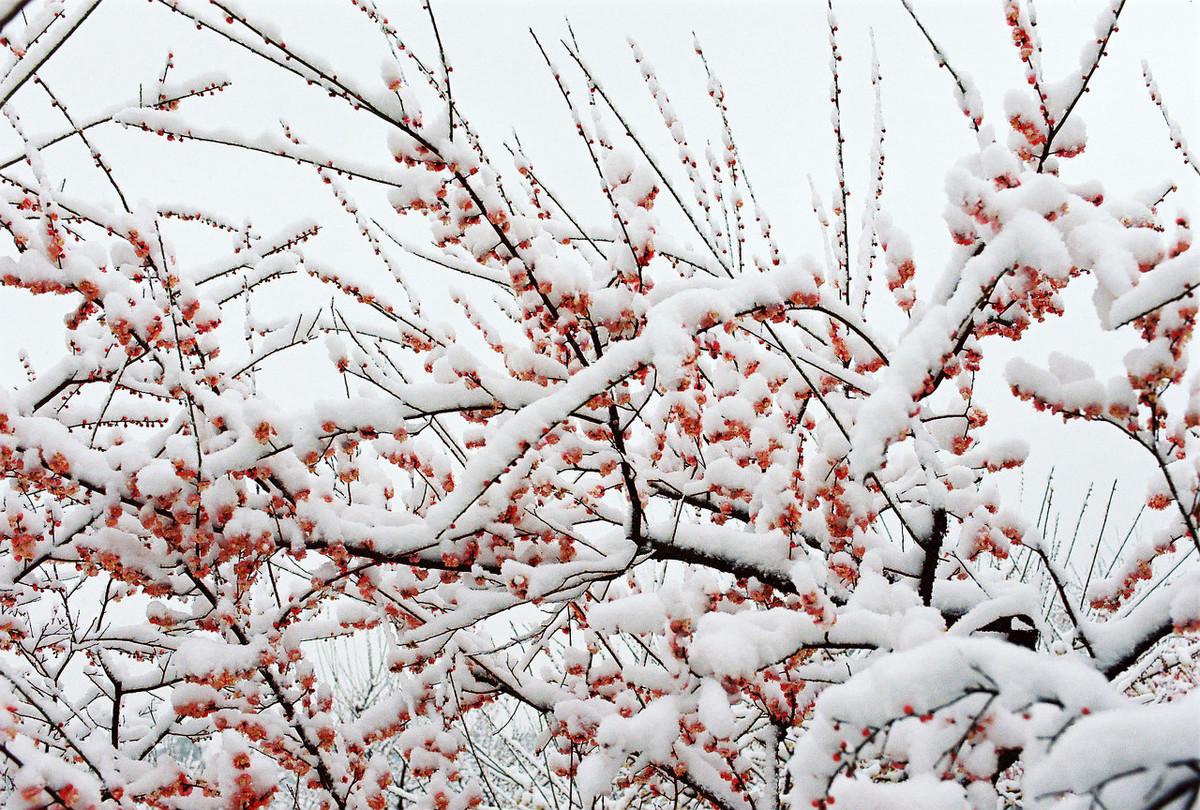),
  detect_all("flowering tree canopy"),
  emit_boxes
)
[0,1,1197,808]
